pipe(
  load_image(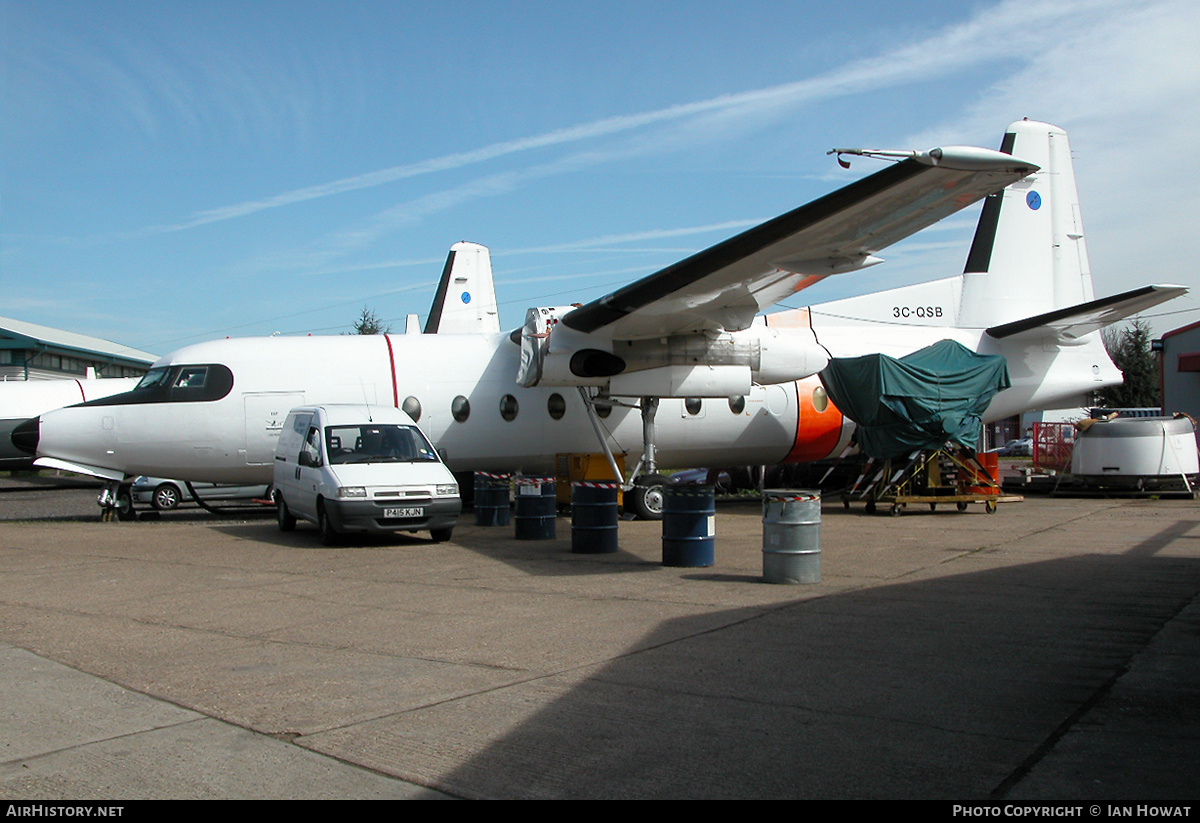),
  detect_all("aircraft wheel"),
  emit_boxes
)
[276,493,296,532]
[116,486,136,521]
[152,483,181,511]
[430,527,453,543]
[317,500,339,545]
[630,474,667,521]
